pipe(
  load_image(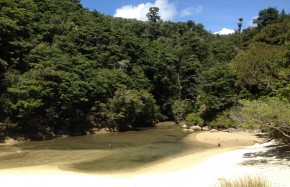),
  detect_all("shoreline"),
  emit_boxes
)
[132,131,263,175]
[1,131,289,187]
[0,132,263,174]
